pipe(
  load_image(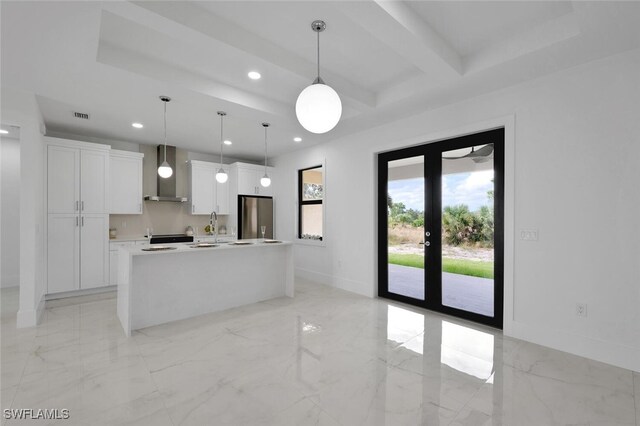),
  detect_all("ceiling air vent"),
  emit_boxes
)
[73,112,90,120]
